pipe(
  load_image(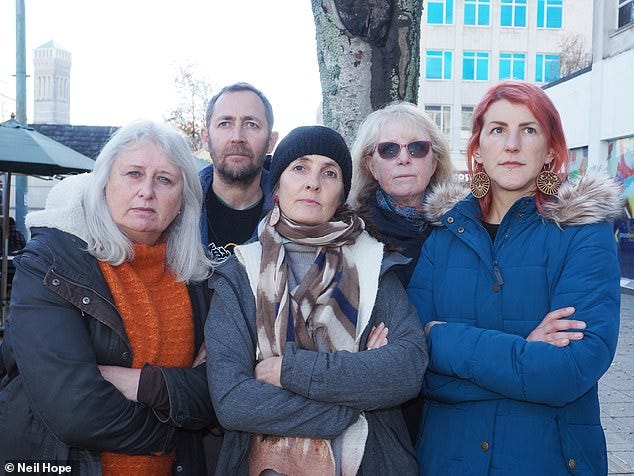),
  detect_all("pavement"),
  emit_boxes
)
[603,285,634,475]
